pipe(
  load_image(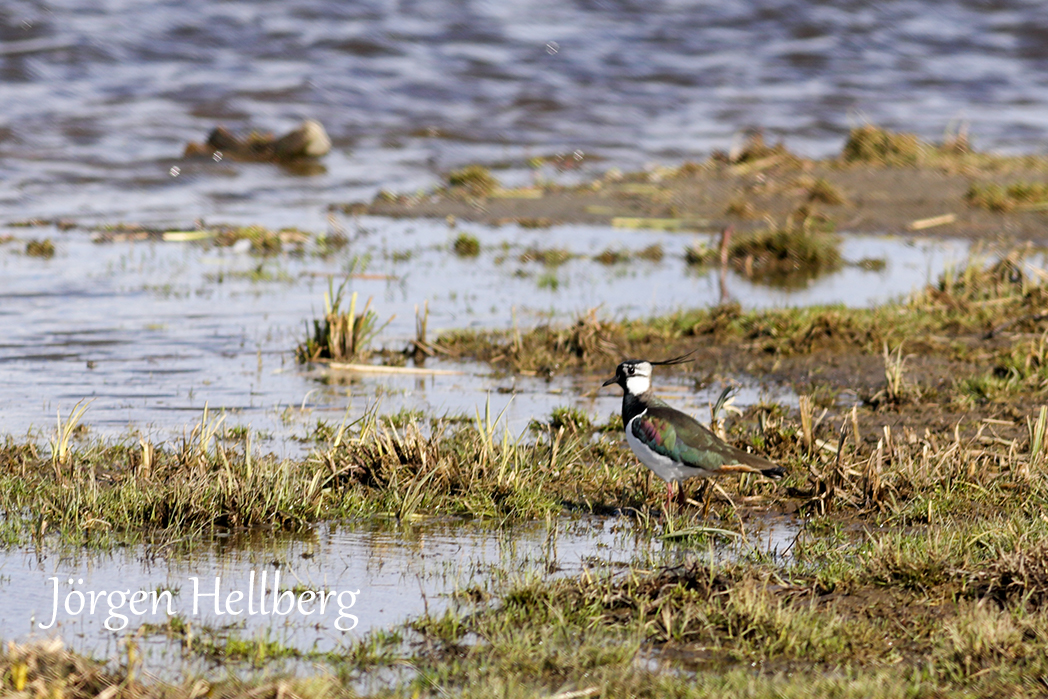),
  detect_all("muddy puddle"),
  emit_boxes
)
[2,515,799,679]
[0,220,967,450]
